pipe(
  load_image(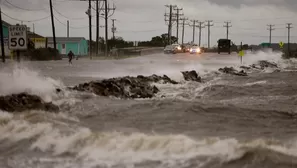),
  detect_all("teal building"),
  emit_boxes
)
[47,37,88,56]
